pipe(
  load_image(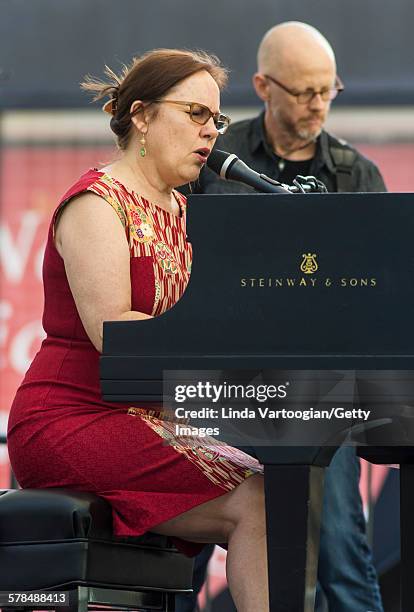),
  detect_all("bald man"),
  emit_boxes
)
[177,21,385,612]
[255,21,340,166]
[200,22,385,193]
